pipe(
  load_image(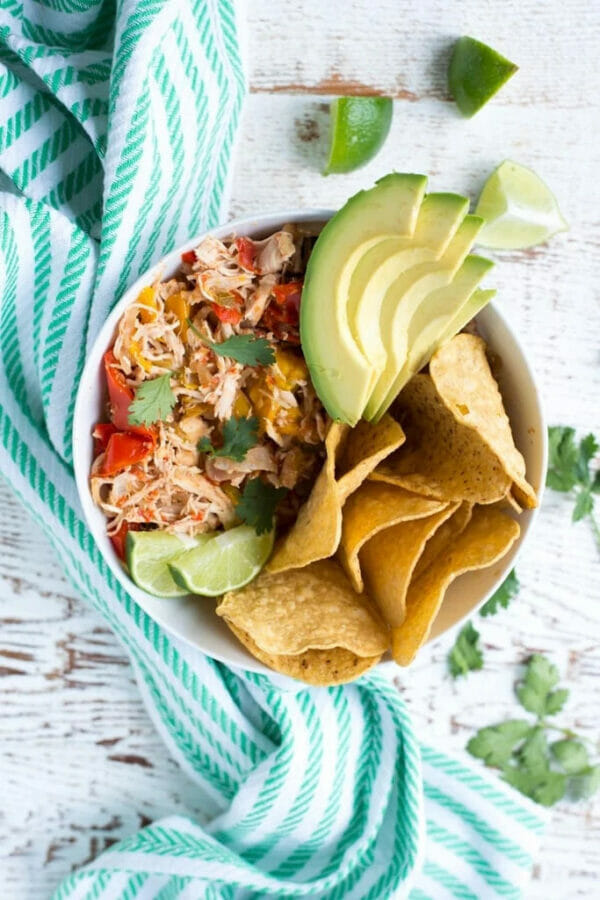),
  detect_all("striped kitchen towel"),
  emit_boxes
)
[0,2,546,897]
